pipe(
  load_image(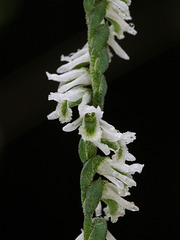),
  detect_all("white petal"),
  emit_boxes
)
[100,119,122,142]
[61,43,88,62]
[128,163,144,174]
[48,88,88,104]
[78,92,92,115]
[48,92,64,102]
[94,141,111,155]
[63,87,87,102]
[103,182,139,211]
[108,158,142,175]
[109,0,131,20]
[58,73,91,93]
[95,201,102,217]
[62,117,82,132]
[106,7,137,37]
[125,151,136,161]
[113,170,136,187]
[75,232,84,240]
[97,158,136,187]
[108,0,128,12]
[121,131,136,144]
[46,69,87,83]
[124,0,131,6]
[57,52,90,73]
[108,36,129,60]
[103,175,124,190]
[106,230,116,240]
[47,110,60,120]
